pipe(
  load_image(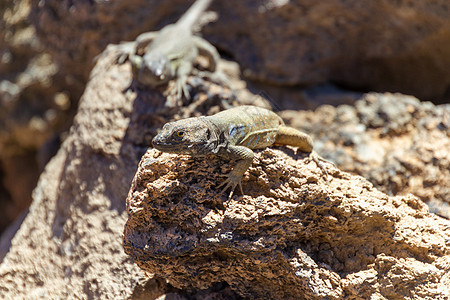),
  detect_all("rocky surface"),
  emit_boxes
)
[31,0,450,101]
[0,46,240,298]
[281,93,450,218]
[124,147,450,299]
[1,2,449,297]
[2,0,449,235]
